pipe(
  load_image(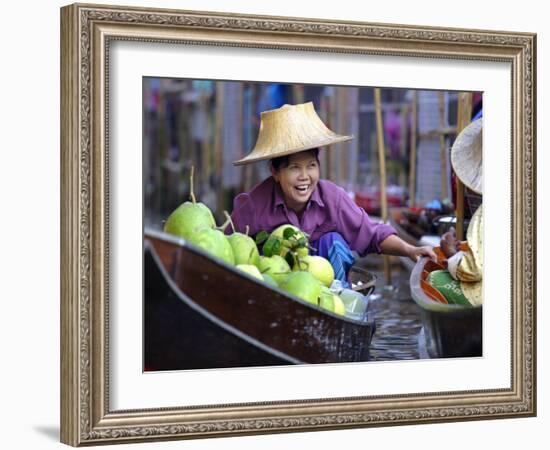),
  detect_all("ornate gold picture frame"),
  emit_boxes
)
[60,3,536,446]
